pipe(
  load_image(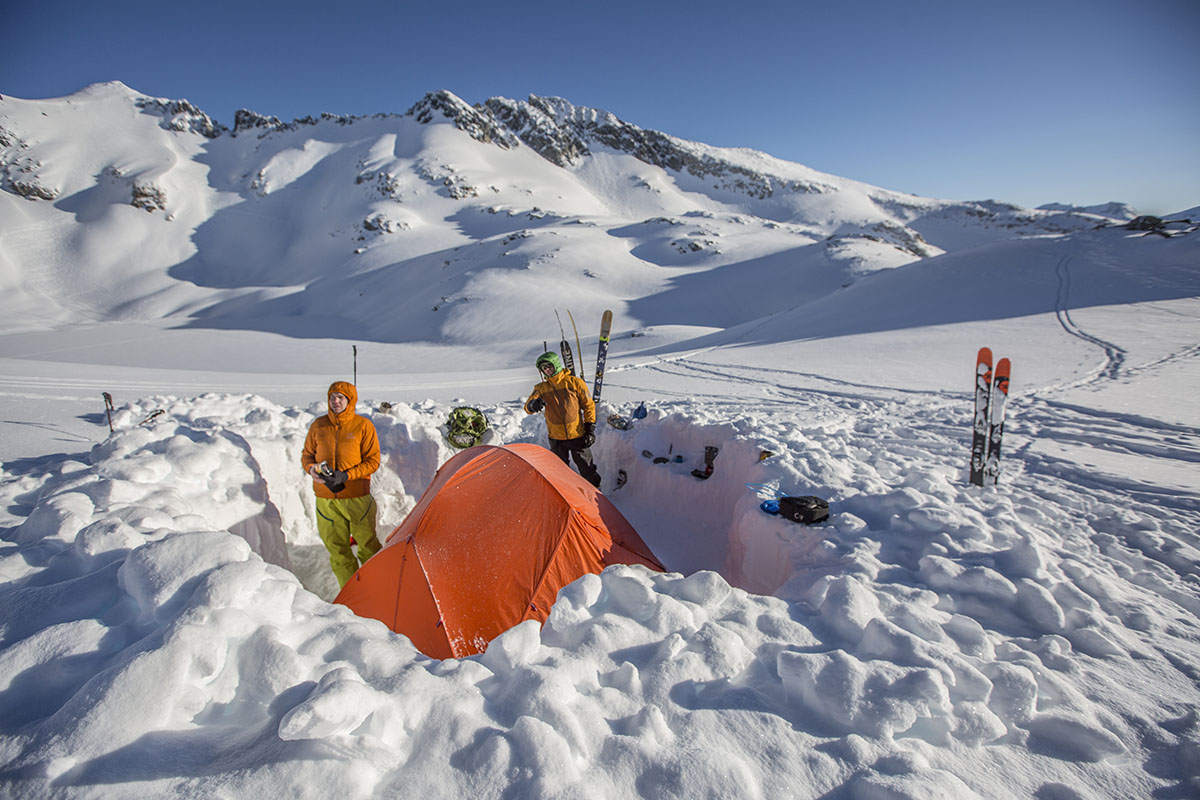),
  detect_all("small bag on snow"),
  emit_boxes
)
[445,406,490,449]
[778,495,829,525]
